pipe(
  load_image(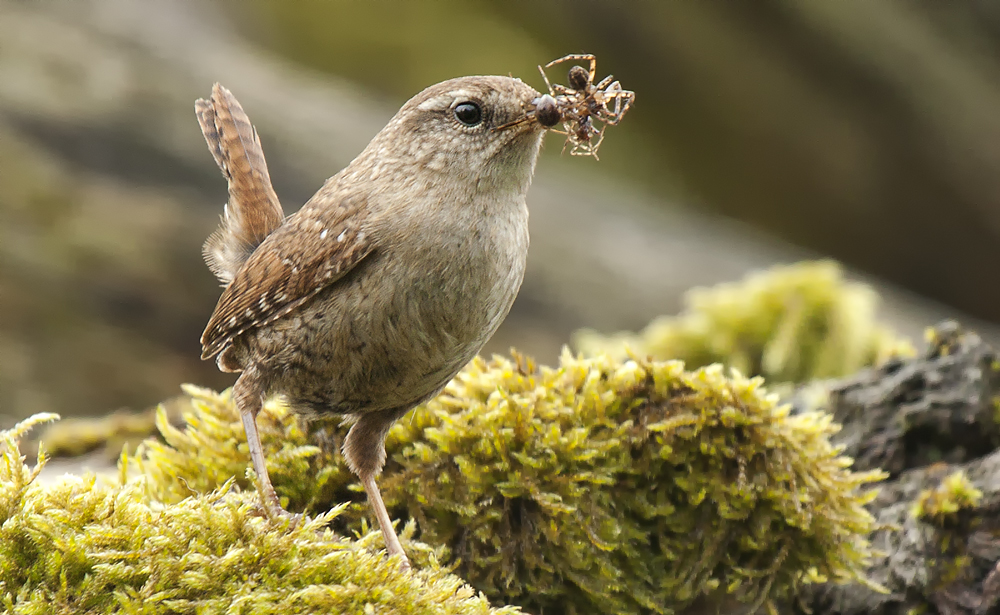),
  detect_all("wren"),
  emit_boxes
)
[195,77,559,571]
